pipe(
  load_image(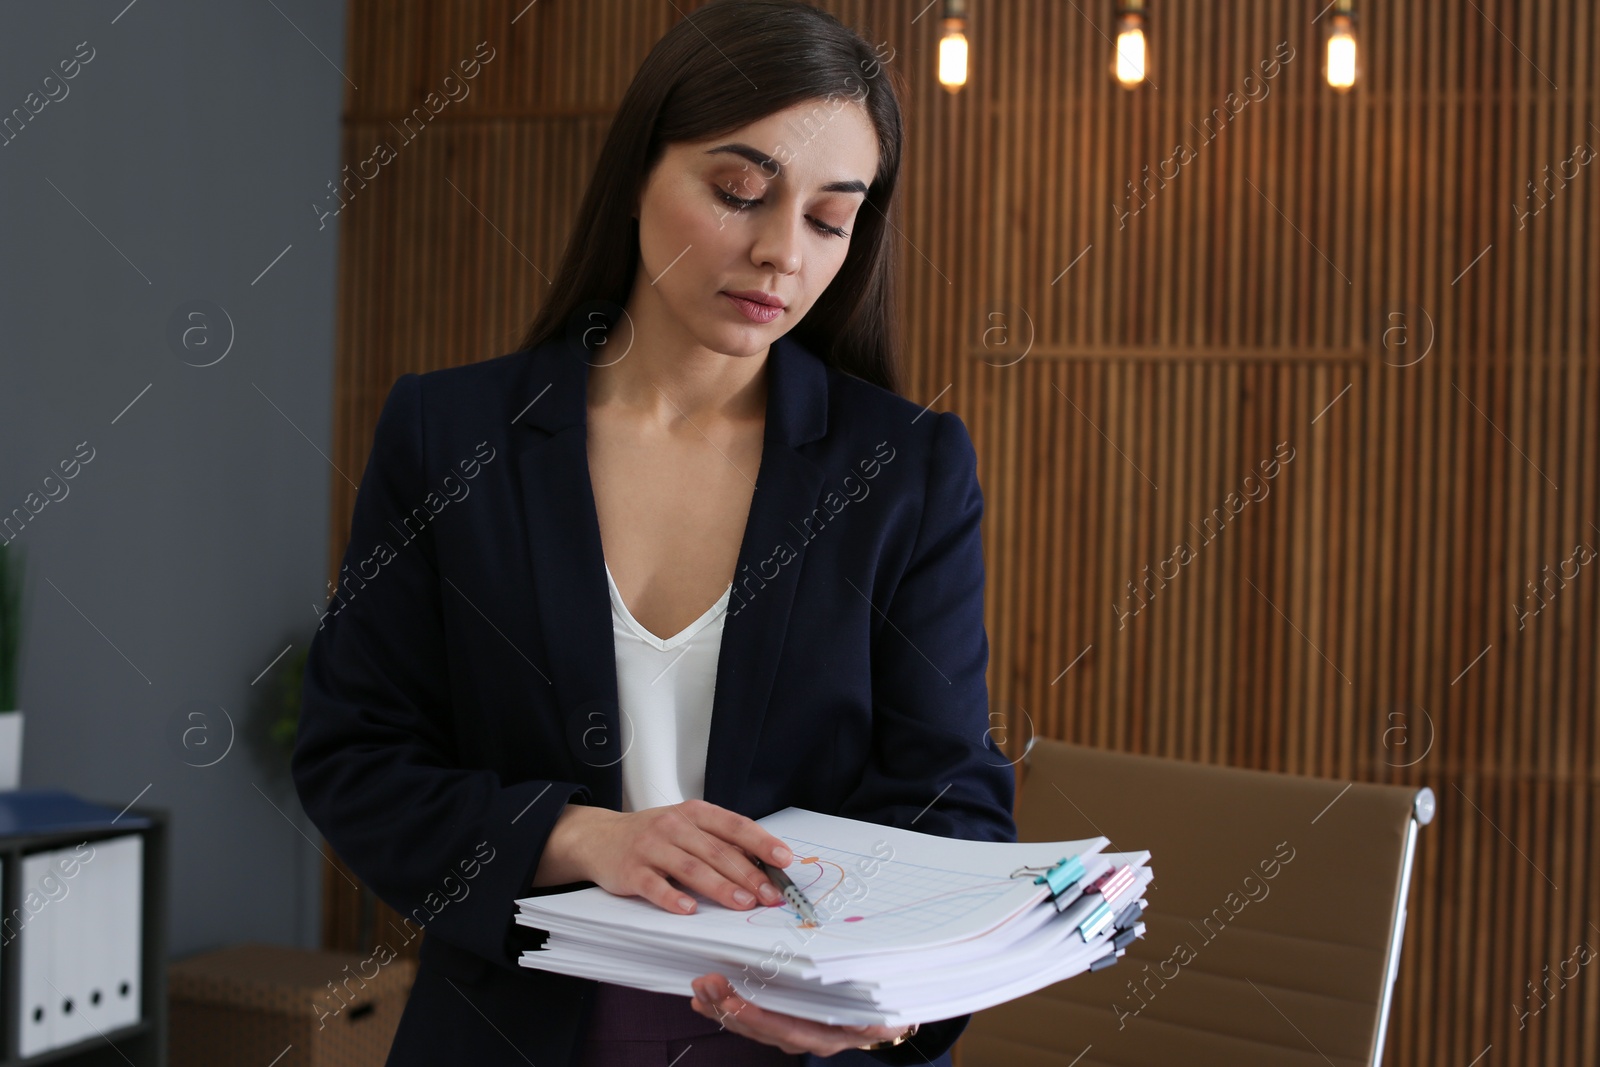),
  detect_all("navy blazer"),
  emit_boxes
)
[291,331,1019,1067]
